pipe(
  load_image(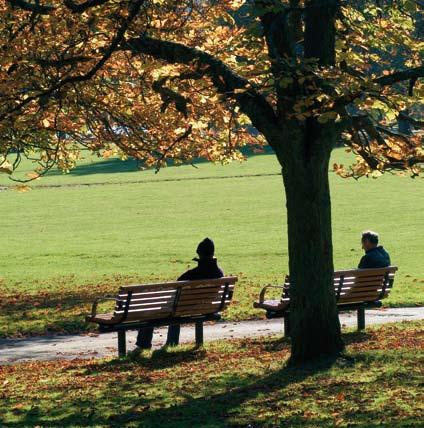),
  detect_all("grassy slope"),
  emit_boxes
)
[1,322,423,427]
[0,150,423,336]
